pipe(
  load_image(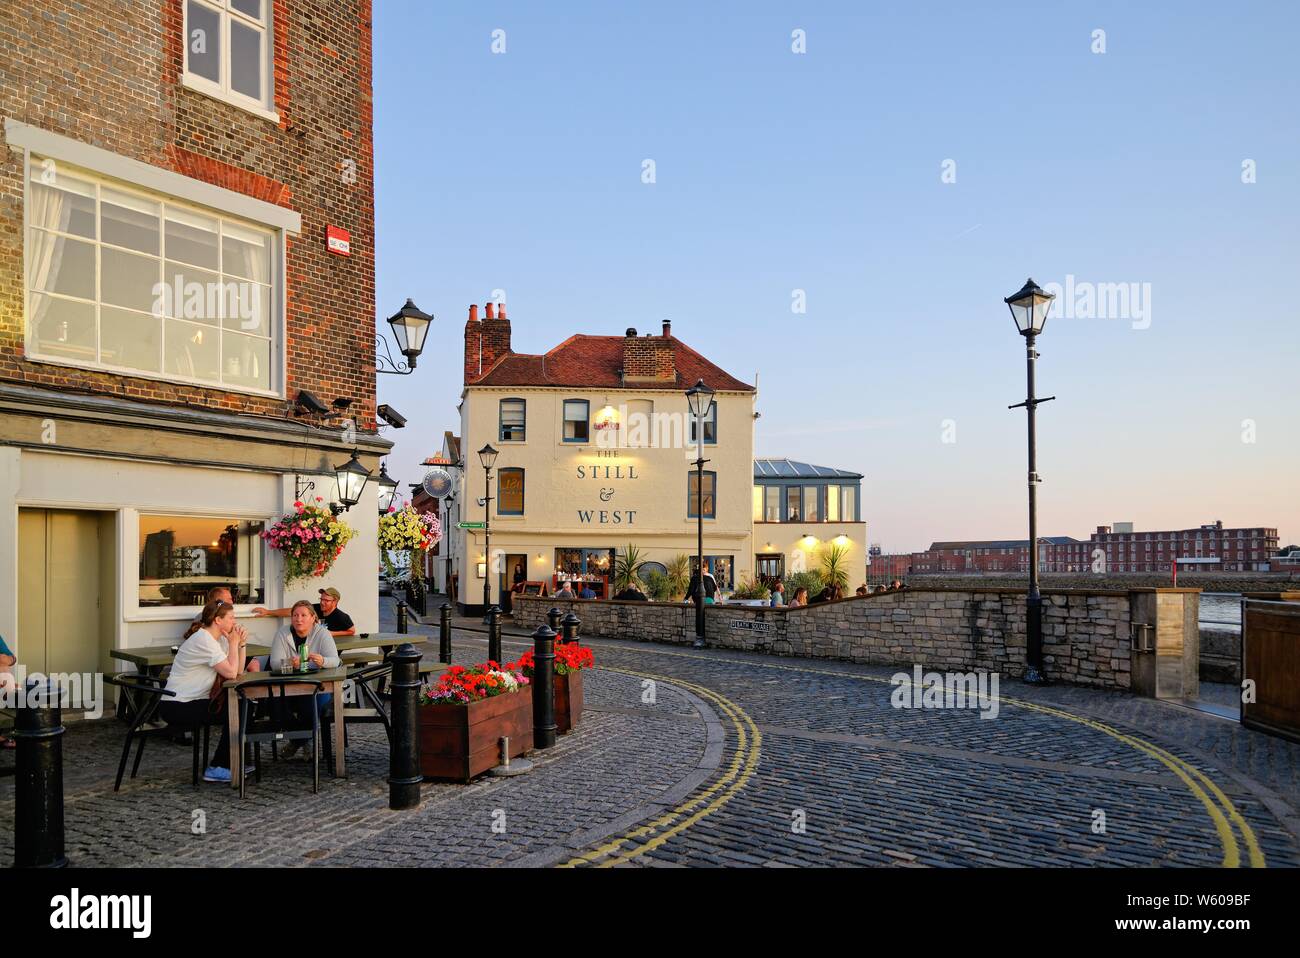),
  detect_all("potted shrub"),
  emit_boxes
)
[418,661,532,782]
[614,543,648,596]
[727,577,771,607]
[819,543,852,597]
[513,643,593,734]
[666,553,691,601]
